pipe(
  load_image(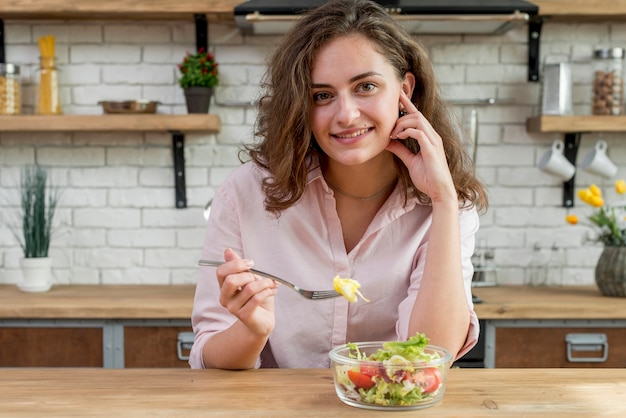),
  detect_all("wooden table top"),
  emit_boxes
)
[1,368,624,417]
[0,284,624,320]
